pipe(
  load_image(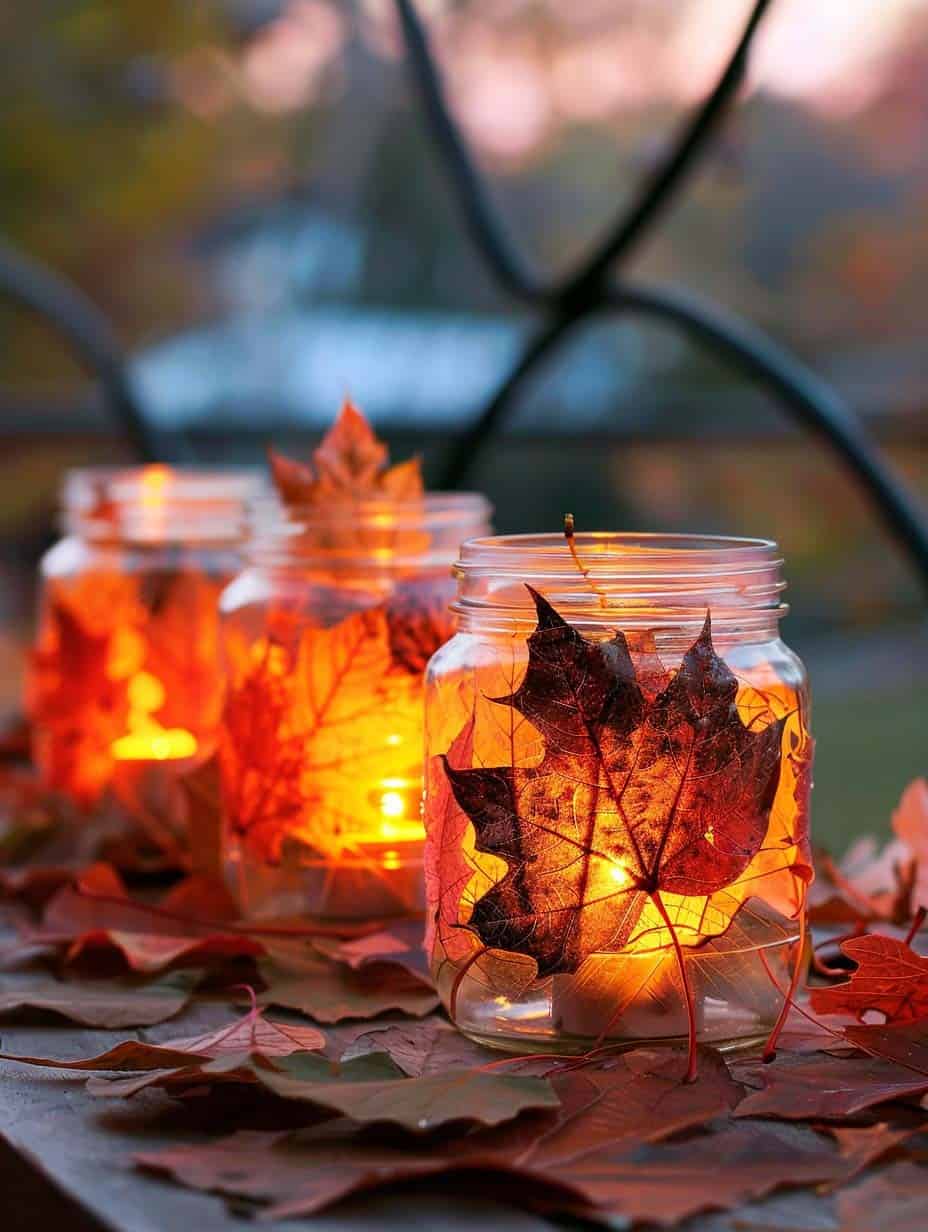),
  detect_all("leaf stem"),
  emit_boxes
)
[564,514,608,609]
[651,889,698,1082]
[762,887,808,1064]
